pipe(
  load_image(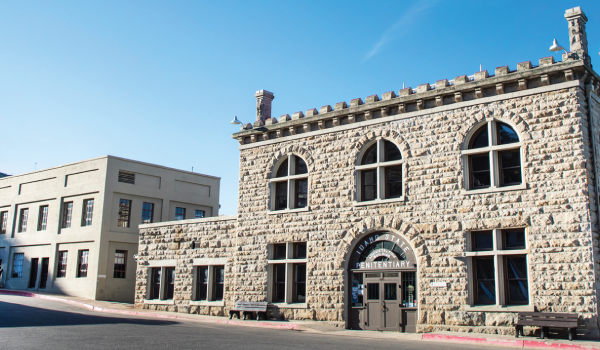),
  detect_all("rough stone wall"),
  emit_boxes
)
[587,91,600,324]
[136,86,600,336]
[135,217,237,315]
